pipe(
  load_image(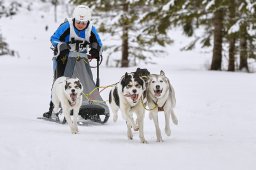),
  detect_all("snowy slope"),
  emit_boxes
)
[0,2,256,170]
